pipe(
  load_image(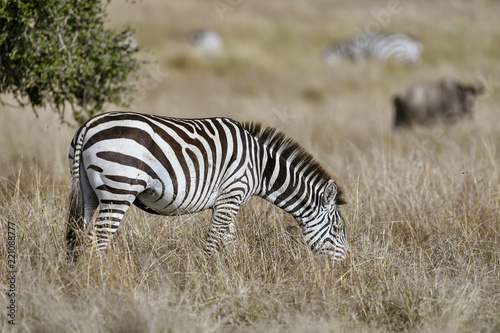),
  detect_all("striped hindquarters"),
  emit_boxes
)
[366,32,423,62]
[323,32,422,64]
